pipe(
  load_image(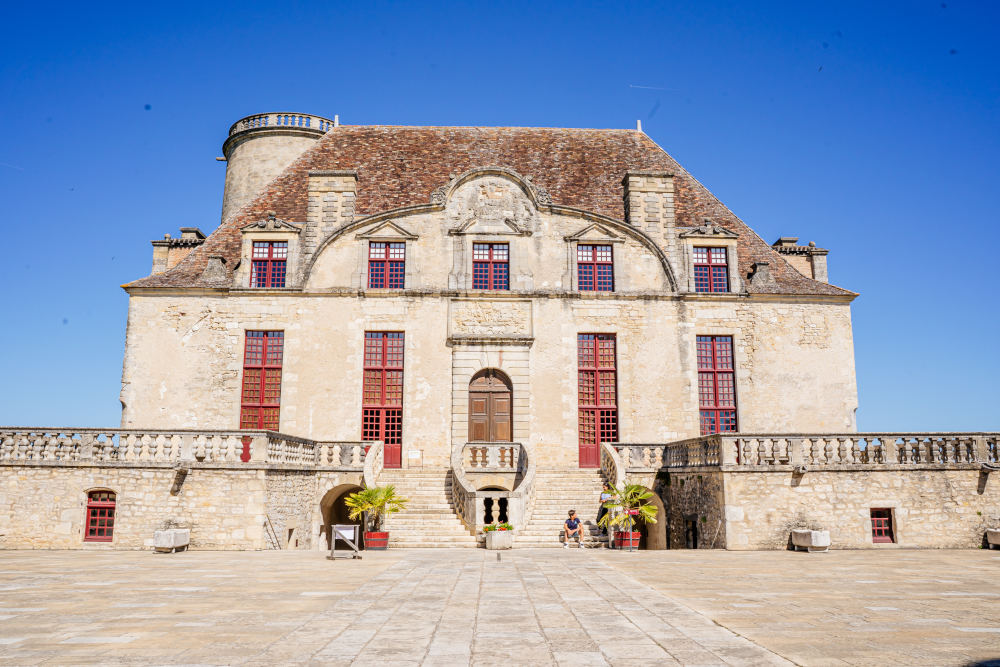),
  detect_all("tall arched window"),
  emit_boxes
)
[84,490,116,542]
